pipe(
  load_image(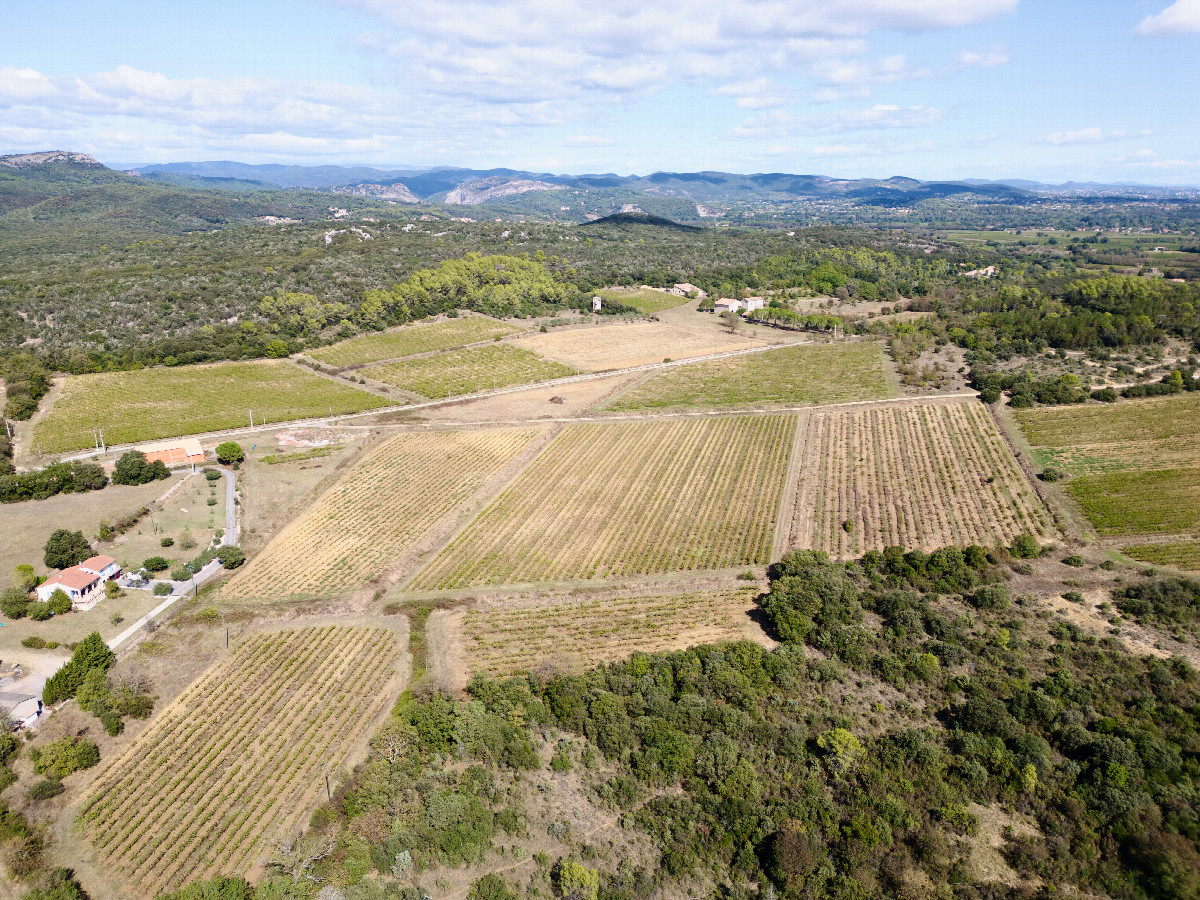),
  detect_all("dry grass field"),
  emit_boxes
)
[224,427,542,600]
[33,361,390,454]
[410,415,795,590]
[512,320,763,371]
[786,400,1051,557]
[362,343,576,398]
[79,626,400,895]
[308,315,520,368]
[463,588,765,676]
[1014,392,1200,474]
[605,342,896,411]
